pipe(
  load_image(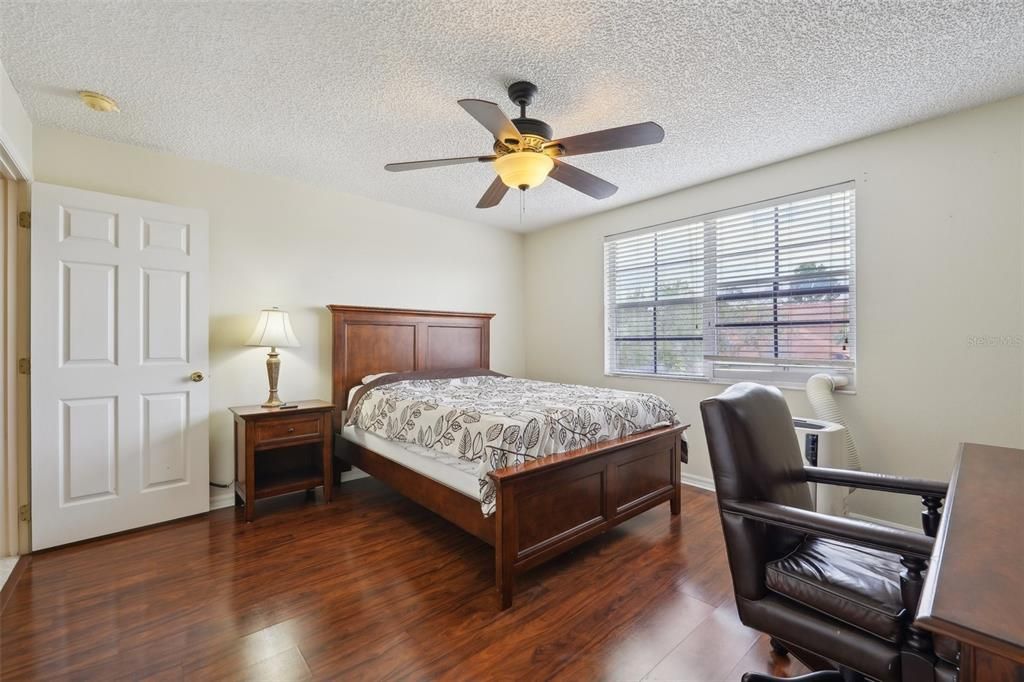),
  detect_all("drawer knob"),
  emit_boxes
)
[287,427,295,433]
